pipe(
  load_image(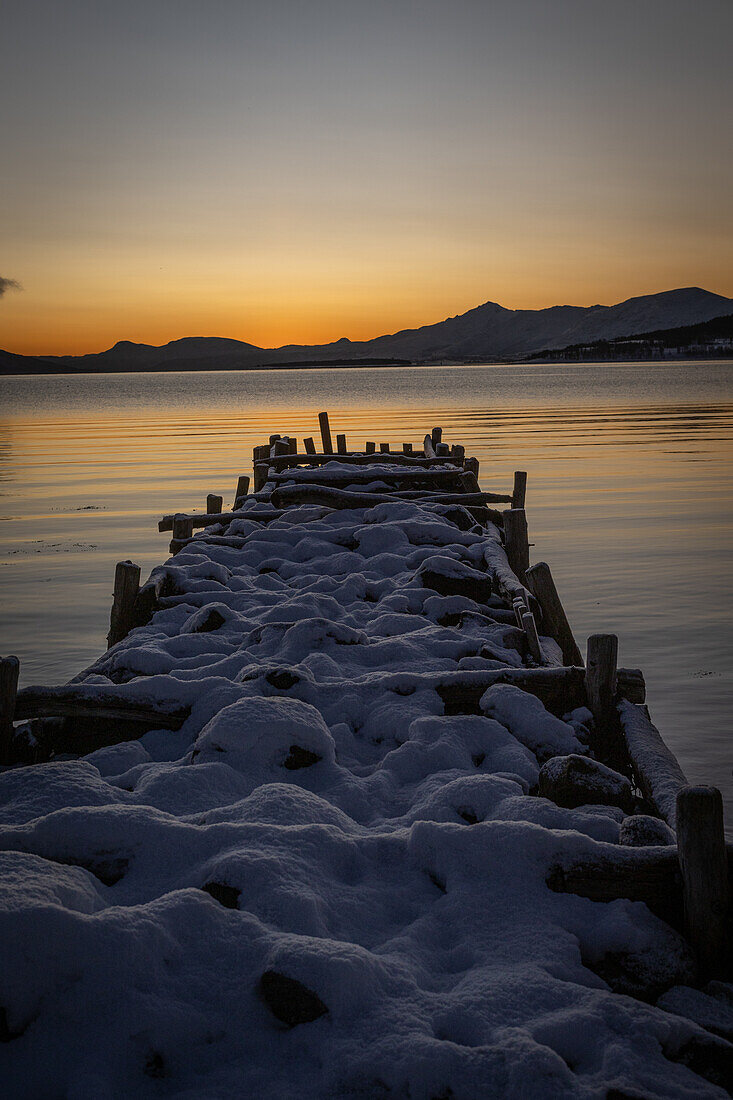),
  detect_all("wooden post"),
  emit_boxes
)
[452,444,465,463]
[318,411,333,454]
[379,442,390,453]
[336,433,347,454]
[170,515,193,554]
[423,434,436,459]
[431,427,442,449]
[512,471,527,509]
[268,434,280,446]
[206,494,223,515]
[676,786,730,979]
[502,508,530,581]
[585,633,618,728]
[287,438,297,454]
[253,462,268,493]
[273,439,290,457]
[303,437,316,455]
[0,655,20,764]
[525,561,583,667]
[233,475,250,505]
[436,442,450,456]
[402,443,413,454]
[107,560,141,648]
[365,441,376,454]
[521,610,544,664]
[465,456,479,478]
